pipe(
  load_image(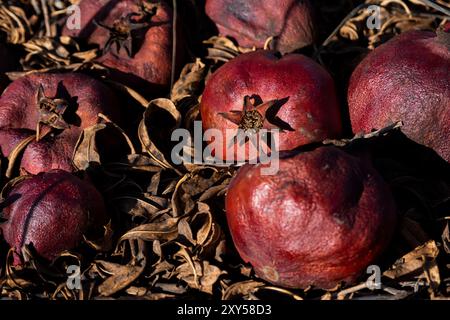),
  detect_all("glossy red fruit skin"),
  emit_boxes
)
[0,170,107,264]
[200,50,342,161]
[225,147,396,289]
[205,0,315,54]
[0,72,120,174]
[348,30,450,162]
[62,0,174,94]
